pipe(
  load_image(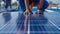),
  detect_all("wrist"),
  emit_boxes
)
[38,8,44,11]
[26,8,30,10]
